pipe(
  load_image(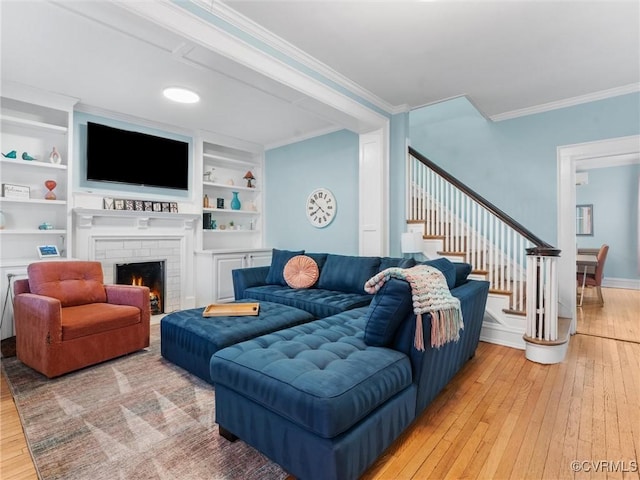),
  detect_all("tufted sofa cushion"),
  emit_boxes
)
[210,308,413,439]
[27,261,107,307]
[243,285,372,318]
